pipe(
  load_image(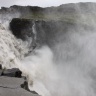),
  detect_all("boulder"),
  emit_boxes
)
[2,68,22,78]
